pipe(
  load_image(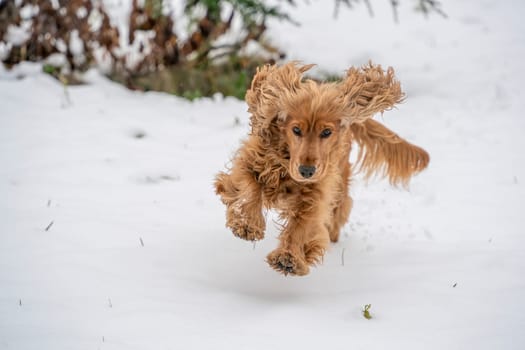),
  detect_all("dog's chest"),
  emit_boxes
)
[259,172,292,208]
[261,176,328,217]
